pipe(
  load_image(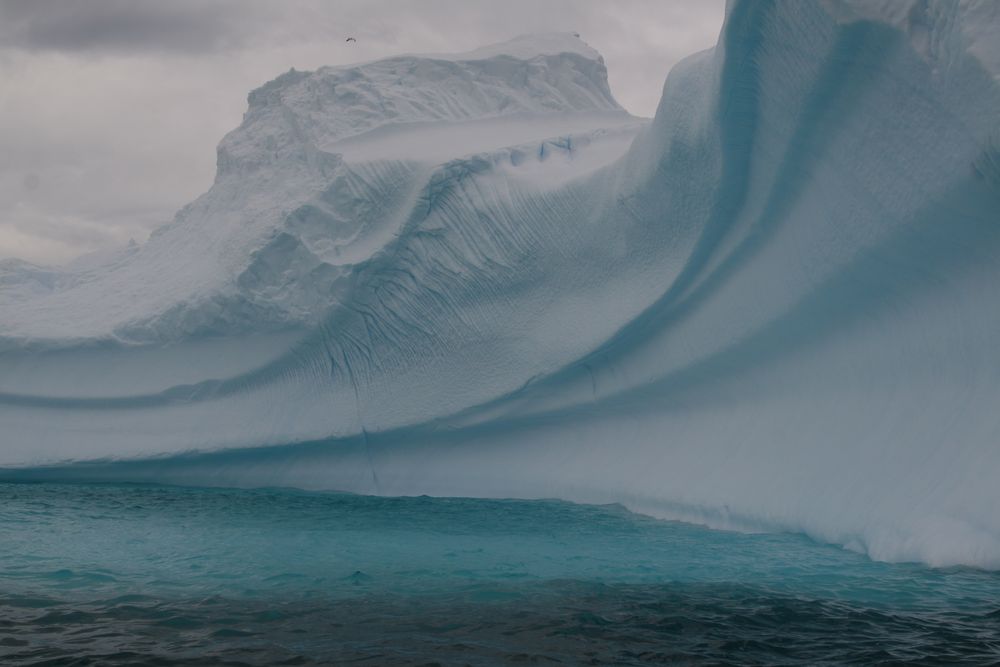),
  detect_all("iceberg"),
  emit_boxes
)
[2,2,1000,569]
